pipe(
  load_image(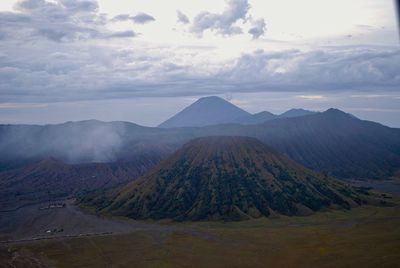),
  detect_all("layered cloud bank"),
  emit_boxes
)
[0,0,399,126]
